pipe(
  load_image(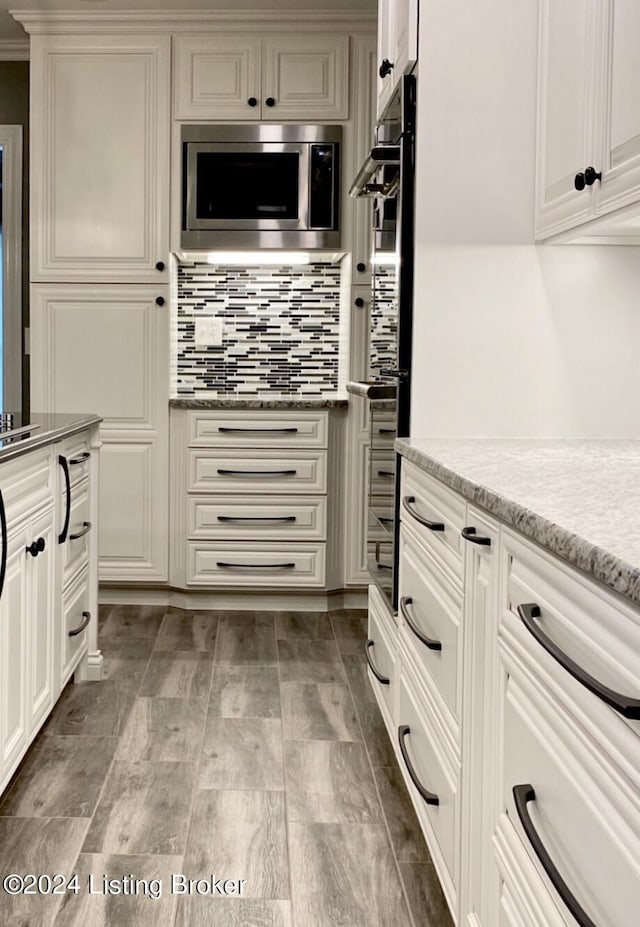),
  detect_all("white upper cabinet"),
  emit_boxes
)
[30,34,171,281]
[376,0,419,117]
[536,0,640,240]
[173,33,349,122]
